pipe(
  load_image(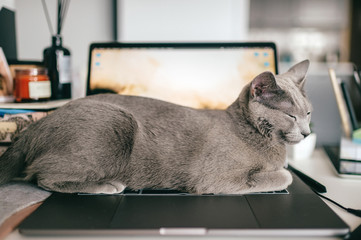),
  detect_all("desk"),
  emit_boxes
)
[4,148,361,240]
[289,148,361,232]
